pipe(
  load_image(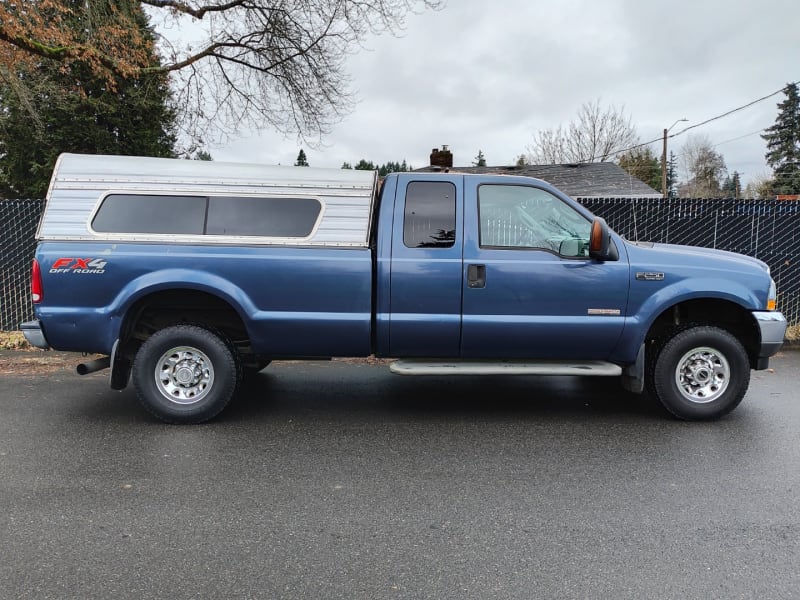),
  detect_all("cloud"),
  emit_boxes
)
[211,0,799,186]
